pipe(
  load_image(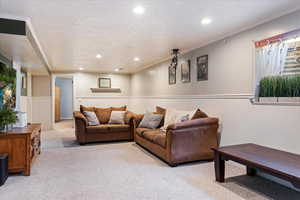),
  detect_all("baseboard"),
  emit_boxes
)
[60,117,72,120]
